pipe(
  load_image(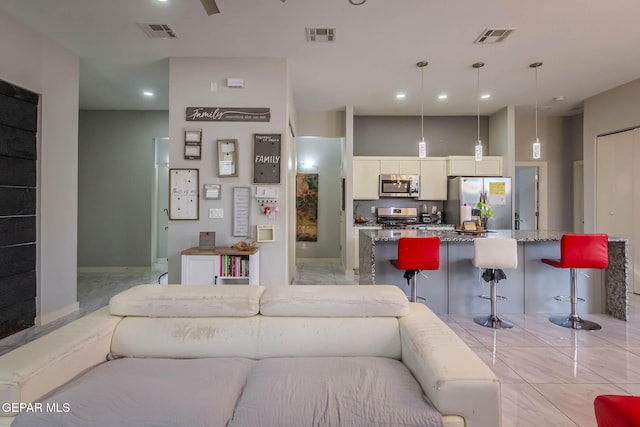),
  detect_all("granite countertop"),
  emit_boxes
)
[360,229,627,243]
